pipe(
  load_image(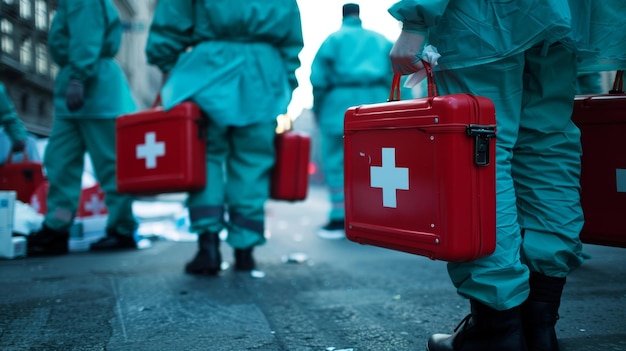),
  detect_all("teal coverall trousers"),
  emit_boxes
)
[187,118,277,249]
[435,43,585,310]
[320,130,345,222]
[44,118,137,234]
